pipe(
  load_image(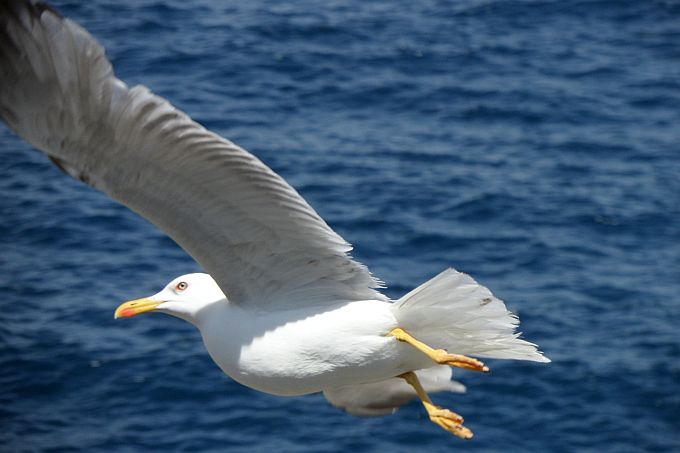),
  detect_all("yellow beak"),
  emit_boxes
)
[114,297,162,319]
